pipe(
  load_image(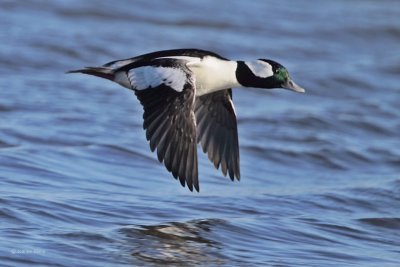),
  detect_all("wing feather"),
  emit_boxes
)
[133,59,200,191]
[195,89,240,181]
